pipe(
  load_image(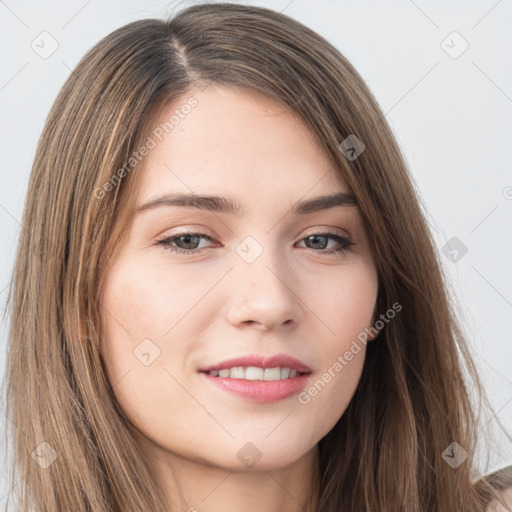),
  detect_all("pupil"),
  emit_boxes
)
[309,235,327,249]
[179,235,199,249]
